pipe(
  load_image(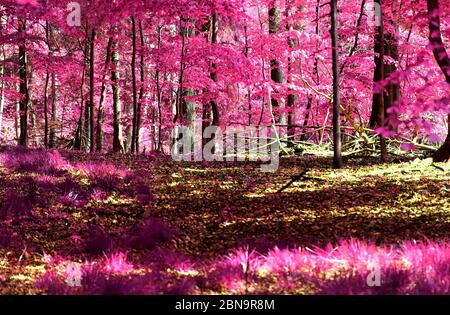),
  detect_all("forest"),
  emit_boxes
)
[0,0,449,295]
